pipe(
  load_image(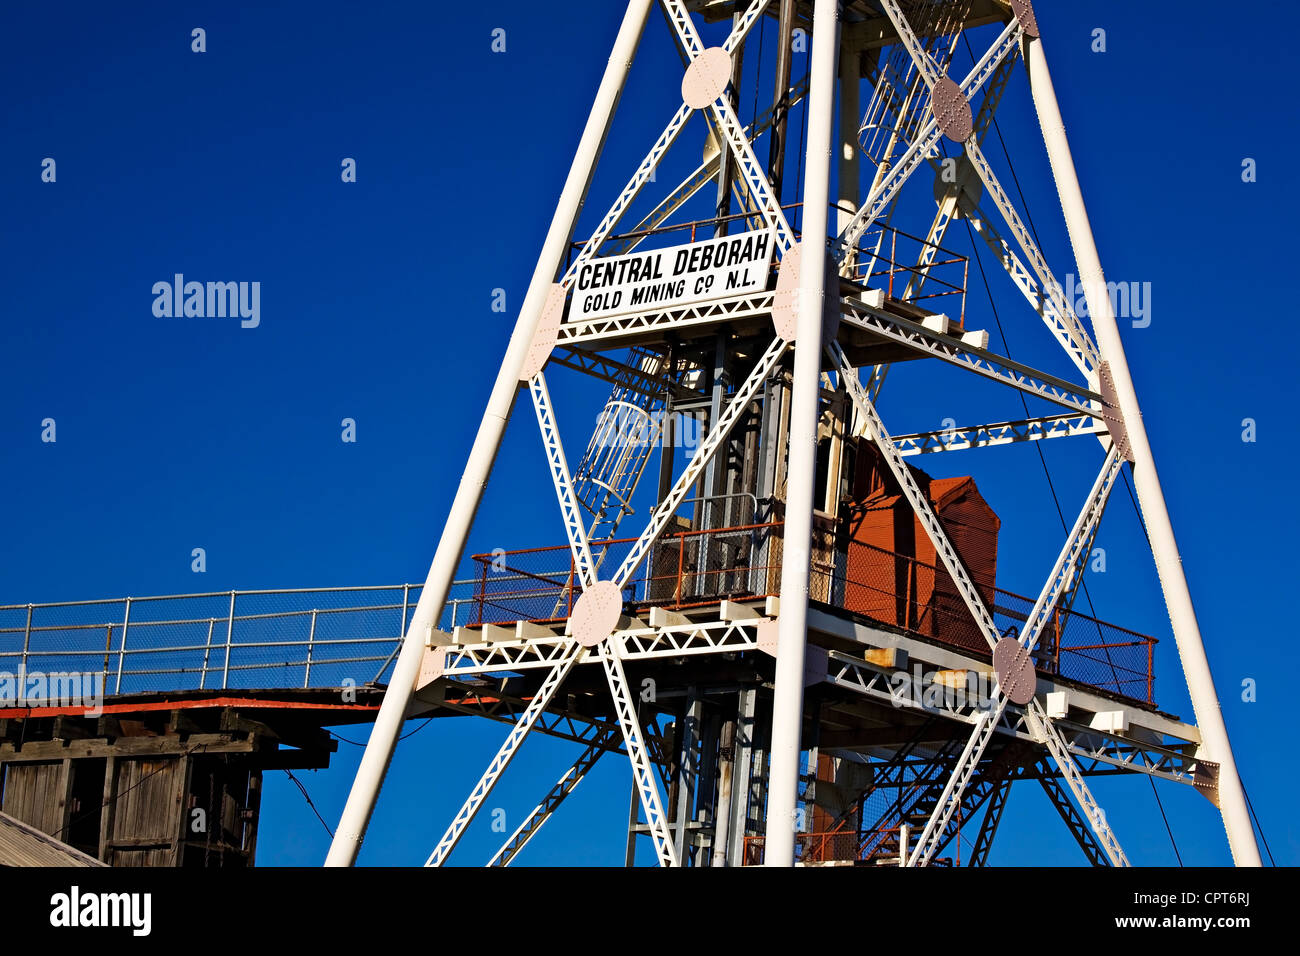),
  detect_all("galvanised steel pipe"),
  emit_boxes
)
[1024,32,1261,866]
[324,0,656,867]
[764,0,839,868]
